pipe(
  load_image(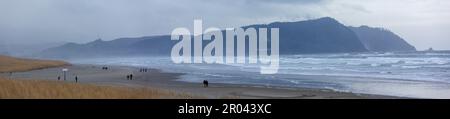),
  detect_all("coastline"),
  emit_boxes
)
[1,64,401,99]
